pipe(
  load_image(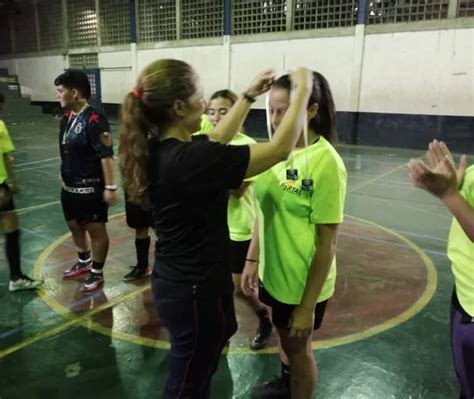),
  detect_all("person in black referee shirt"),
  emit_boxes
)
[119,59,313,398]
[55,70,119,293]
